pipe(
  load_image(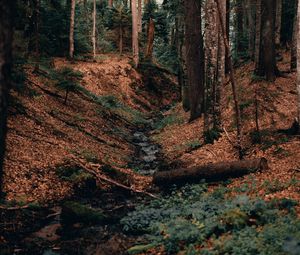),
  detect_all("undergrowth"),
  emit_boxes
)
[121,183,300,255]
